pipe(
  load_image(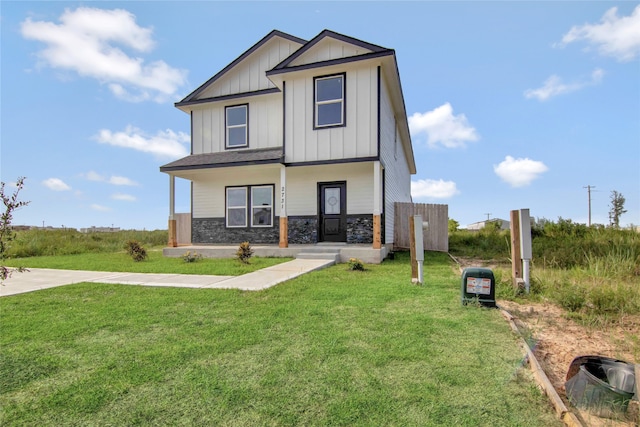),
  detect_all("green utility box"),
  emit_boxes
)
[461,267,497,308]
